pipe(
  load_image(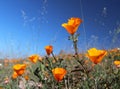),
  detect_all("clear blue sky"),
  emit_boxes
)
[0,0,120,58]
